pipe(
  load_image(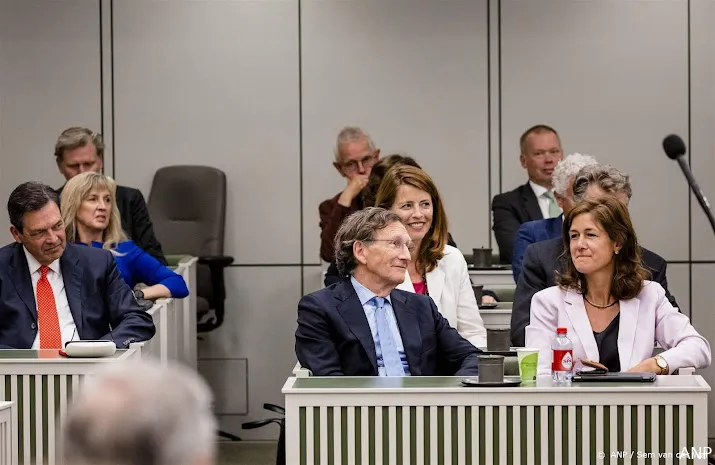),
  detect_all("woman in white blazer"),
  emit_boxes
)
[526,197,710,376]
[376,165,487,348]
